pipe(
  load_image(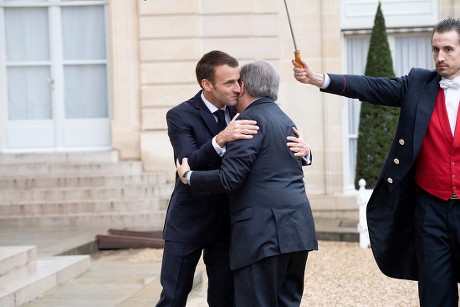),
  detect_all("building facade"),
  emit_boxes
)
[0,0,459,211]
